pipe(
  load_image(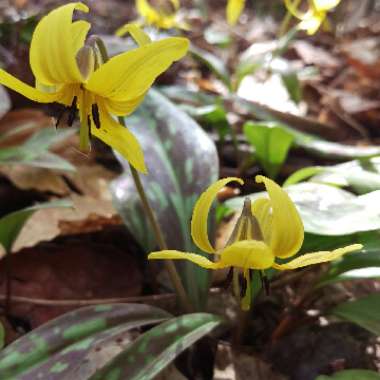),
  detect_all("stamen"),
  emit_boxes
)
[67,96,78,127]
[55,107,66,128]
[222,267,234,289]
[87,115,92,140]
[91,104,101,129]
[259,271,270,295]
